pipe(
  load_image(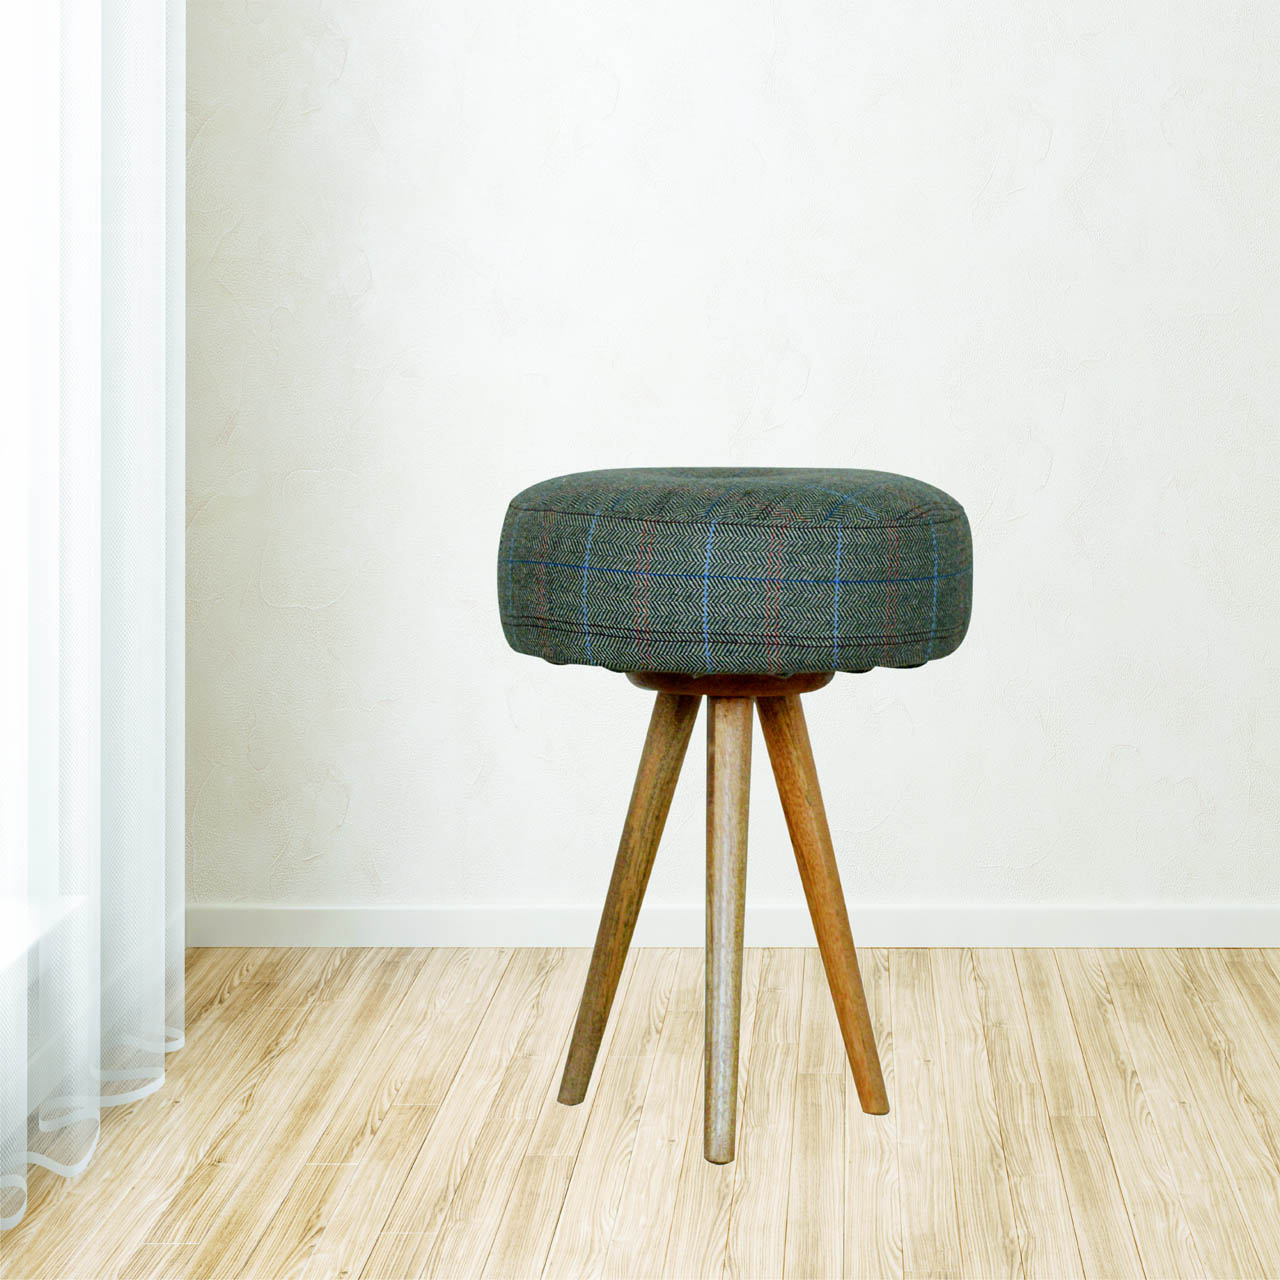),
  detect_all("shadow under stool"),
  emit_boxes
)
[498,467,973,1163]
